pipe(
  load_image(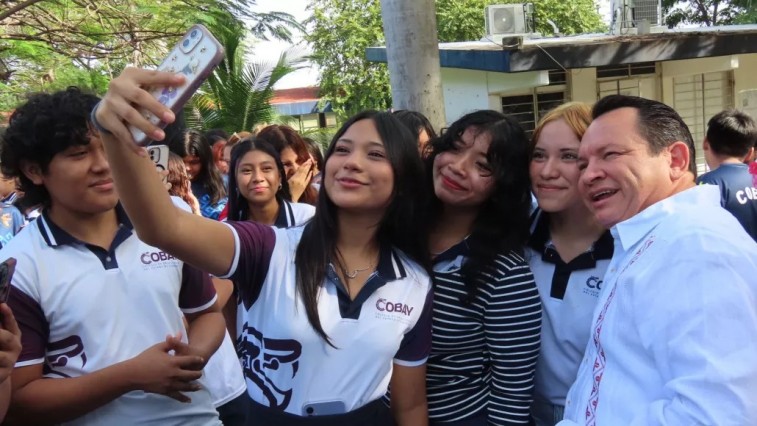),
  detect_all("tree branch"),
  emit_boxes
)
[0,0,46,22]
